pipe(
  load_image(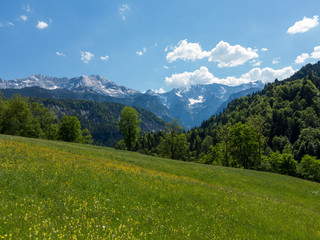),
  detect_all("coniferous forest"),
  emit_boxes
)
[133,62,320,183]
